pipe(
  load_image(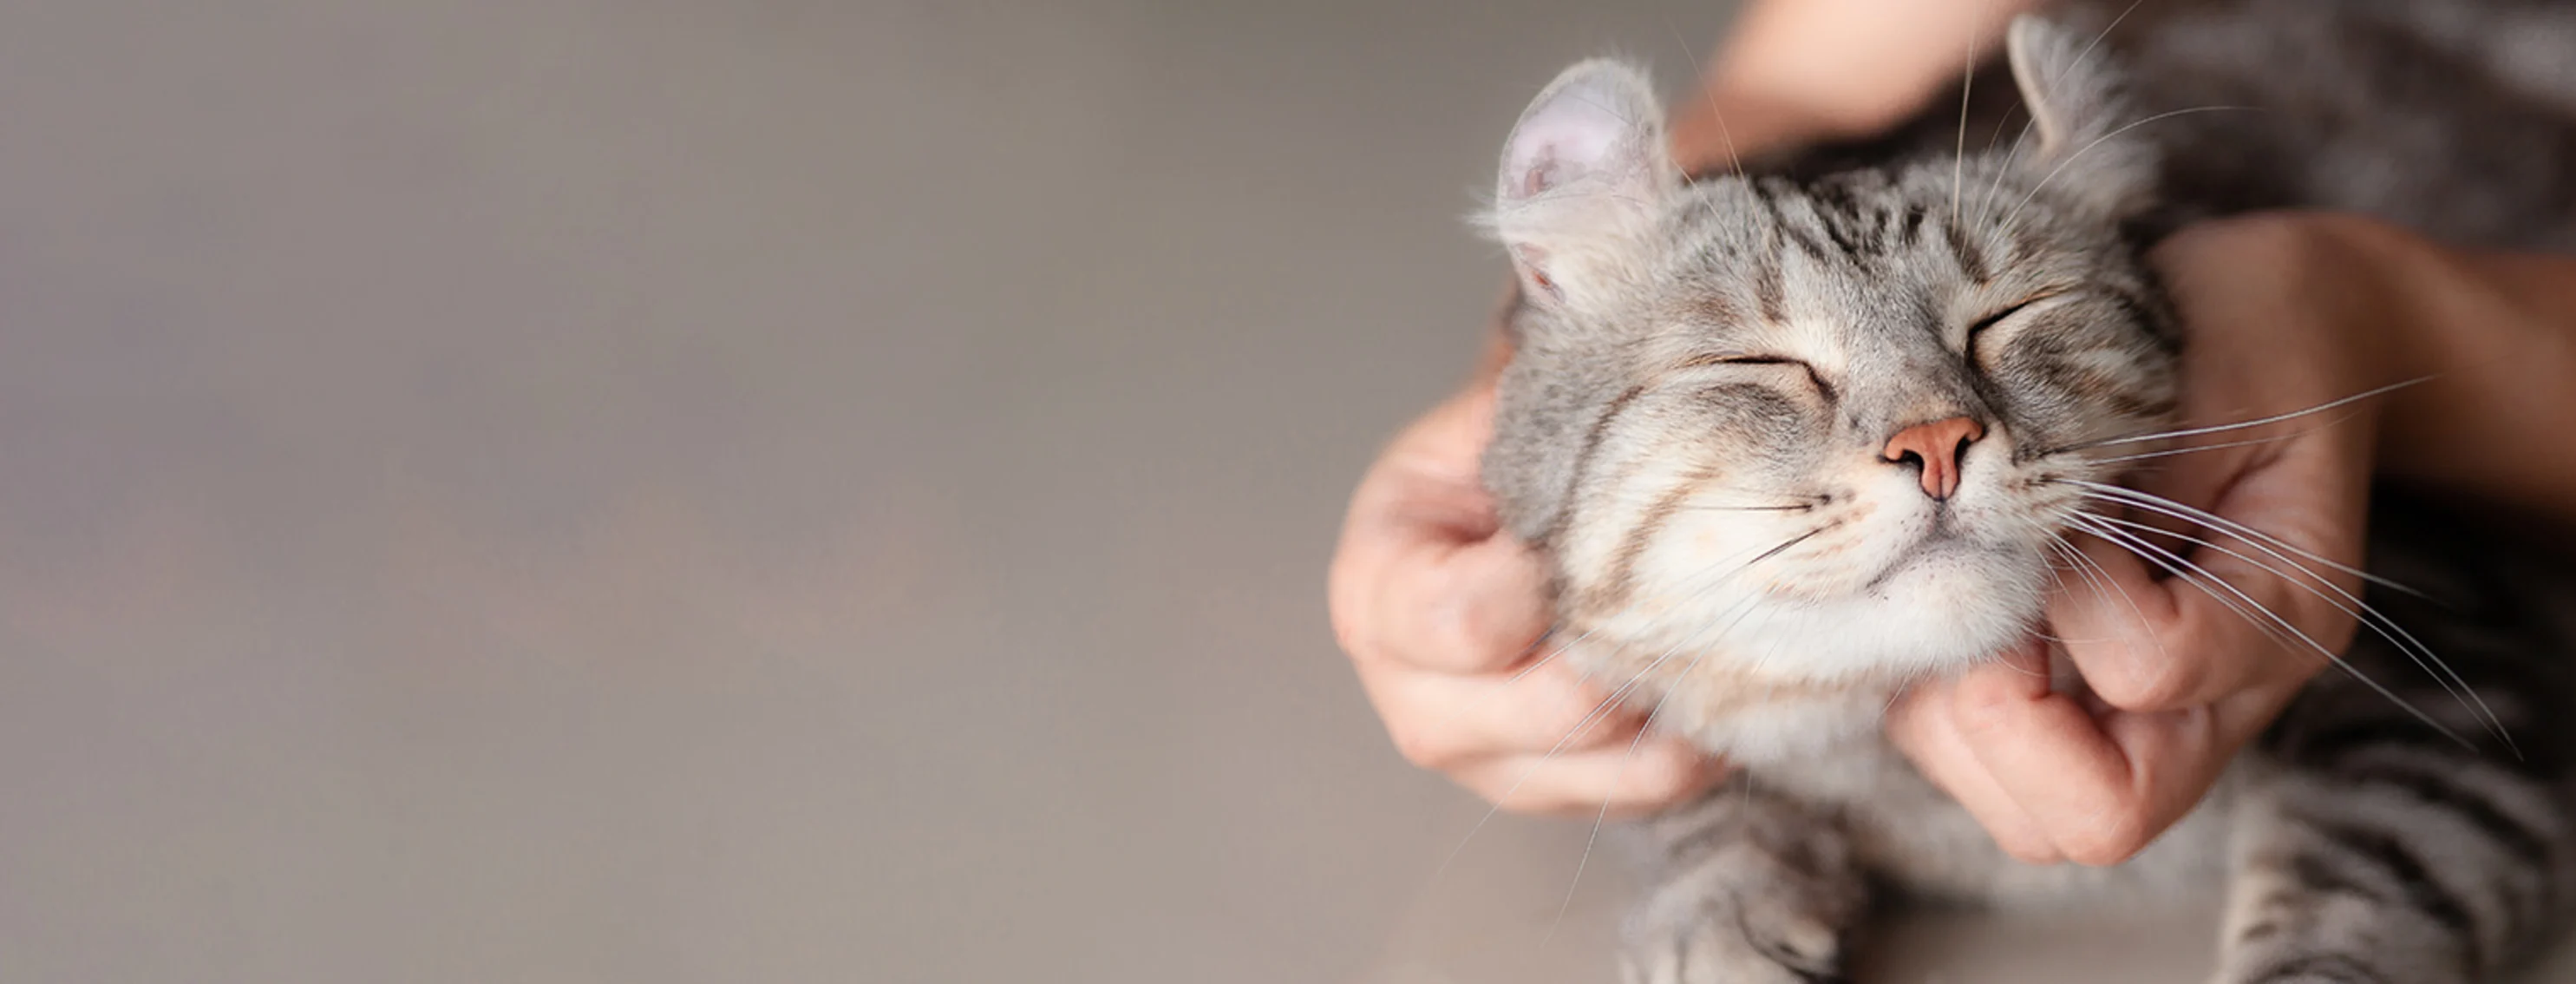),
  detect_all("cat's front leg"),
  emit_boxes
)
[1620,781,1867,984]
